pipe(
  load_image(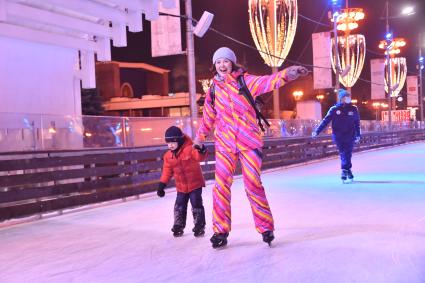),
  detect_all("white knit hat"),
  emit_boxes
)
[212,47,237,64]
